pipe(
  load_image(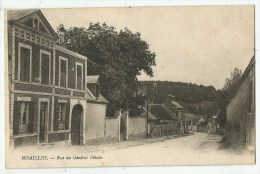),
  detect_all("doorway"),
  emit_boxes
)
[71,104,83,145]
